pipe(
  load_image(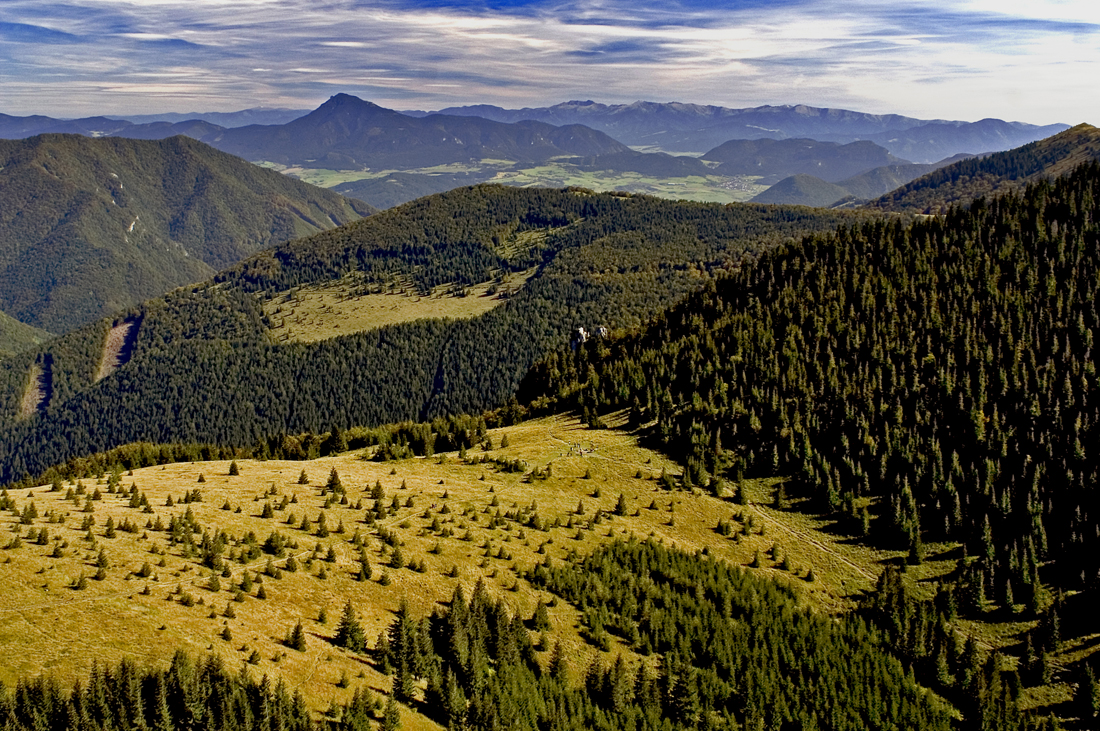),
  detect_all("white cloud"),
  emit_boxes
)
[0,0,1096,124]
